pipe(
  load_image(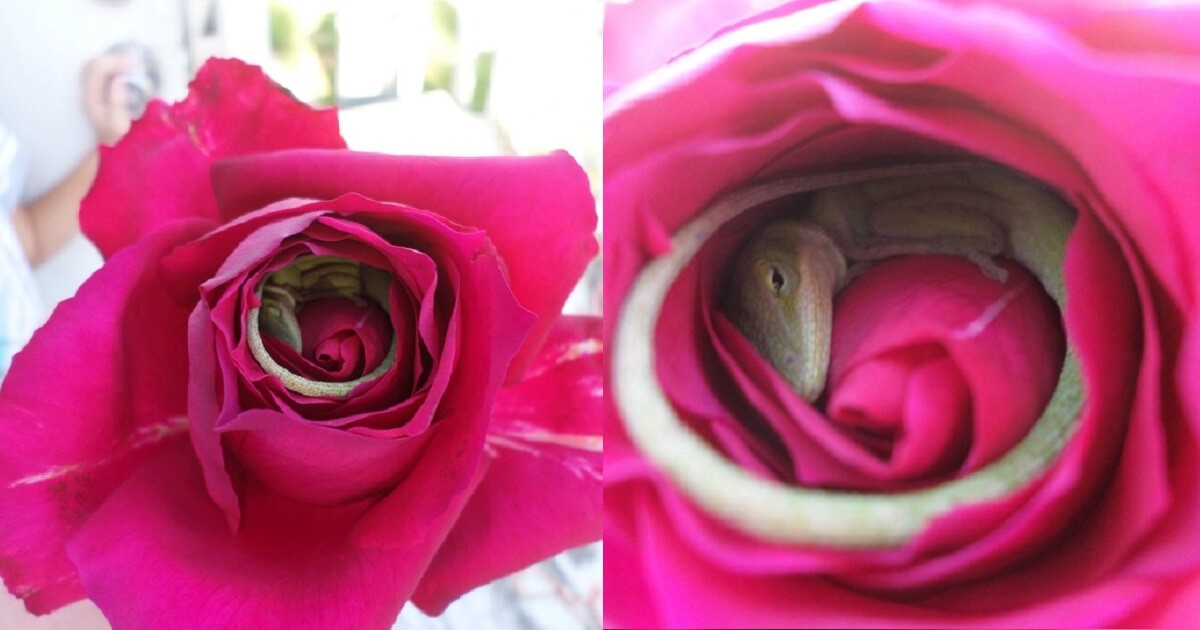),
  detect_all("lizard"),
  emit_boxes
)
[611,163,1082,548]
[724,172,1011,402]
[251,255,398,399]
